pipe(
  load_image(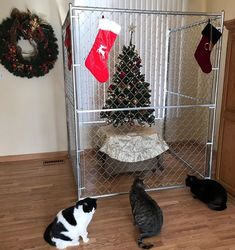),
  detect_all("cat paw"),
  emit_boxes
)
[83,237,89,243]
[70,242,80,247]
